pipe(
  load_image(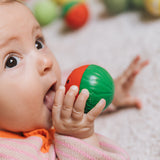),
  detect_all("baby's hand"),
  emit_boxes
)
[52,85,106,139]
[112,55,149,109]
